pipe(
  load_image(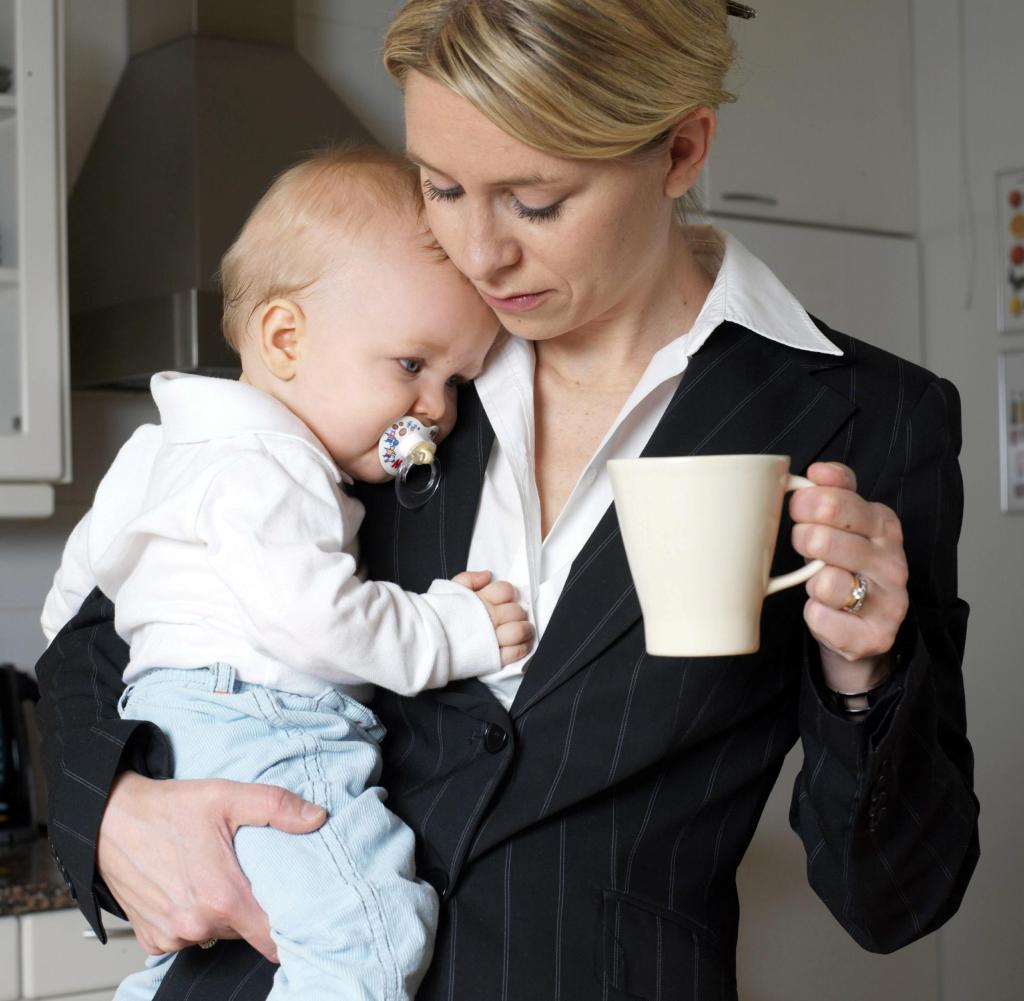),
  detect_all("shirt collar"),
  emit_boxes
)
[150,372,344,482]
[479,224,841,391]
[683,224,842,357]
